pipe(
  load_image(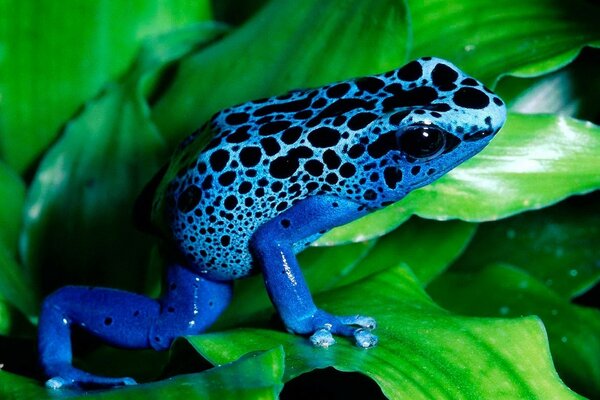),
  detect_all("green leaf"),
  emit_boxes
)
[20,25,225,295]
[151,0,410,146]
[0,371,47,400]
[0,162,35,320]
[316,211,412,246]
[187,267,580,399]
[497,53,600,122]
[0,161,25,252]
[21,83,163,293]
[0,347,284,400]
[428,264,600,399]
[0,0,211,173]
[333,218,477,287]
[453,197,600,297]
[0,298,10,334]
[298,241,377,293]
[408,0,600,85]
[0,244,37,320]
